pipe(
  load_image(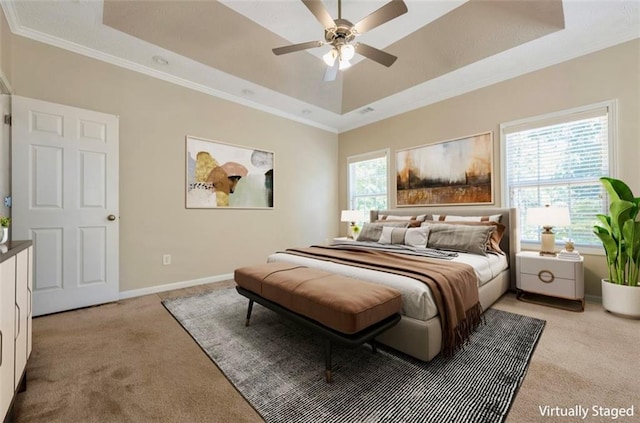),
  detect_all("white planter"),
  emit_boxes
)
[602,279,640,319]
[0,227,7,244]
